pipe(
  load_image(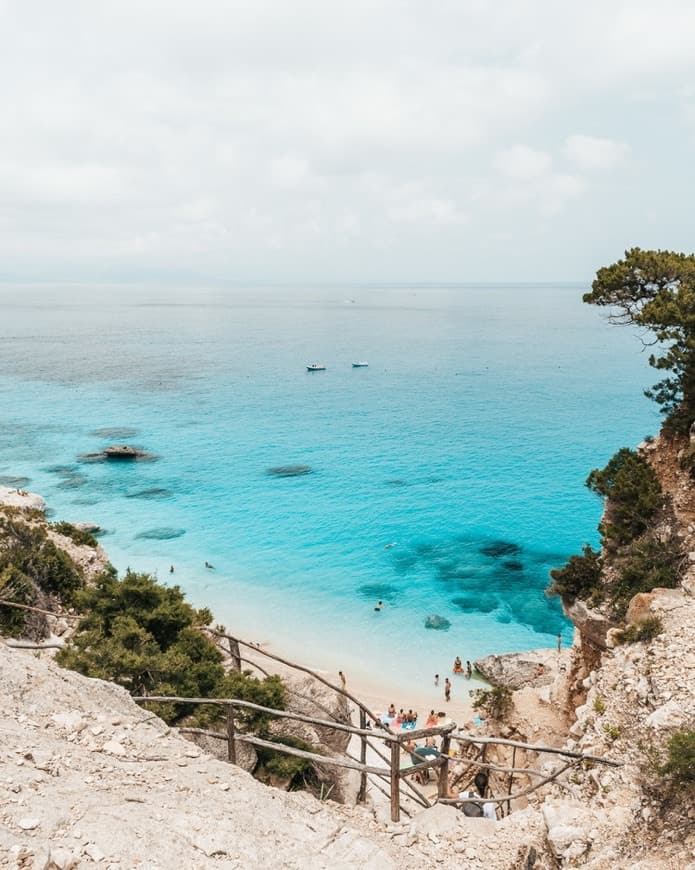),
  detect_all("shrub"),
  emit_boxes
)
[549,545,602,602]
[52,521,98,548]
[615,616,663,645]
[586,448,663,545]
[593,696,606,715]
[256,735,318,786]
[0,514,83,604]
[661,729,695,784]
[471,686,513,721]
[611,535,683,616]
[0,566,36,637]
[57,569,286,727]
